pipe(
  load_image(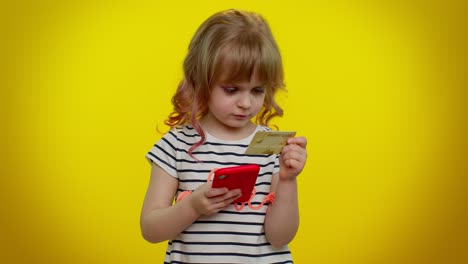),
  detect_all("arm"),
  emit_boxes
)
[264,137,307,248]
[140,163,242,243]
